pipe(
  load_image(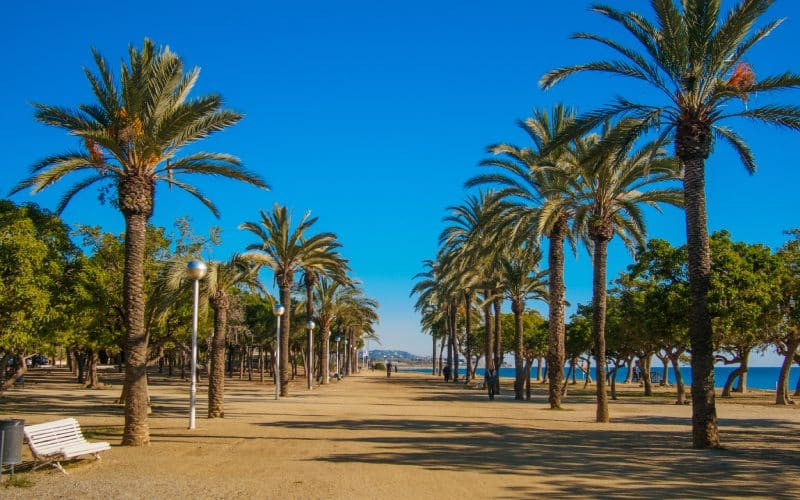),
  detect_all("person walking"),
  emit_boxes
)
[386,361,392,378]
[485,367,497,400]
[443,364,451,382]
